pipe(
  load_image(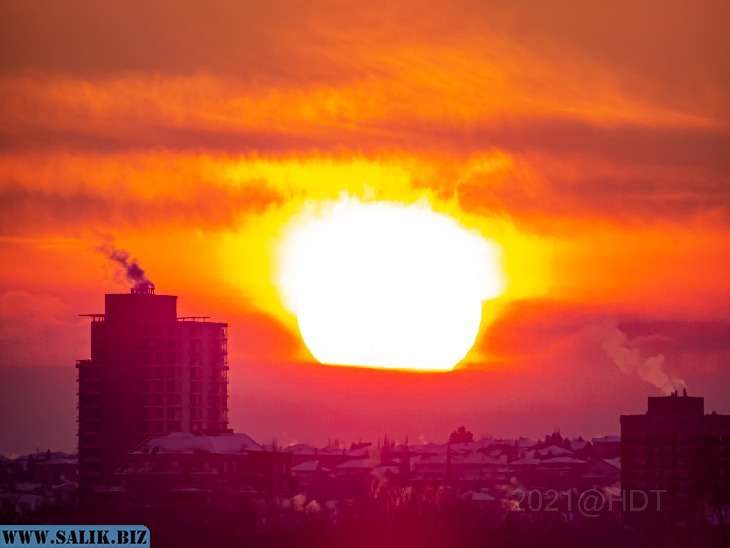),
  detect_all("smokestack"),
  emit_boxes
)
[98,243,155,294]
[131,284,155,295]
